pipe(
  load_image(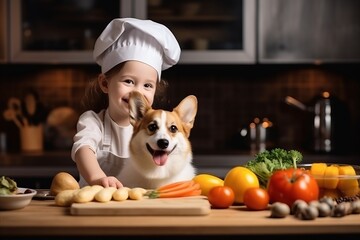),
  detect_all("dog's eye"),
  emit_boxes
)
[169,125,178,133]
[148,123,158,132]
